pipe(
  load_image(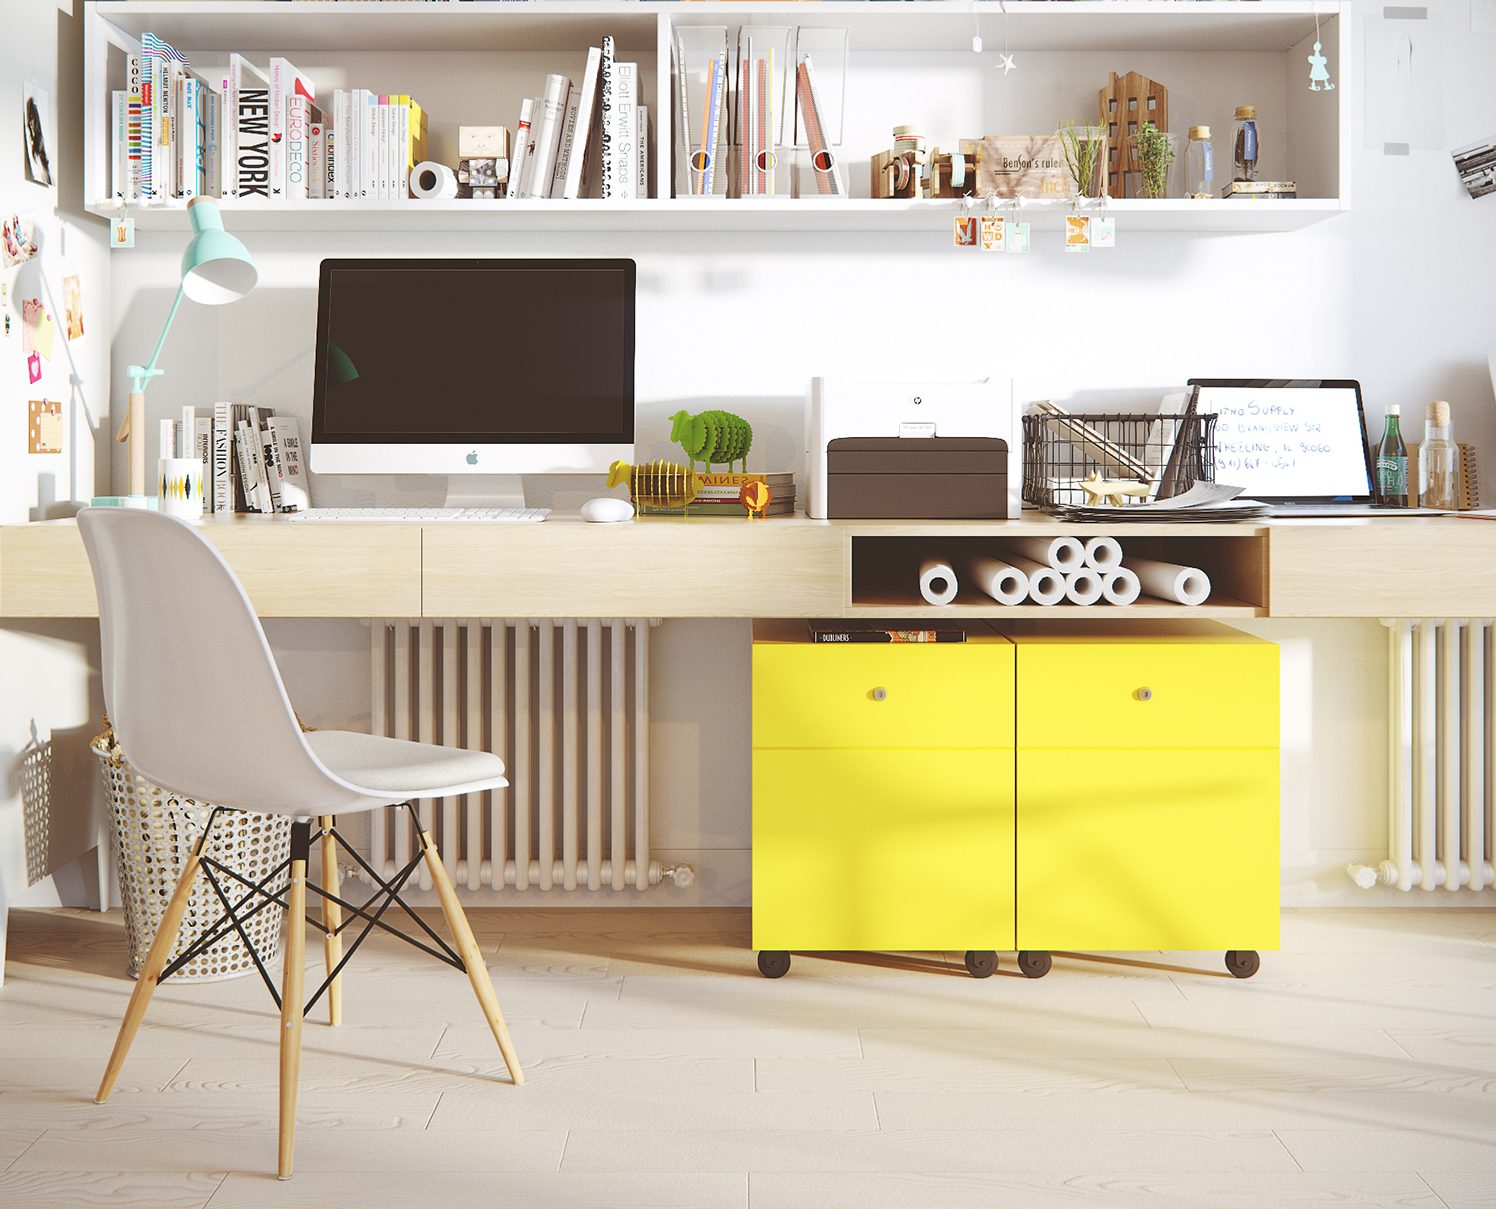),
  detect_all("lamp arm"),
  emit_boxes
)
[117,282,186,443]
